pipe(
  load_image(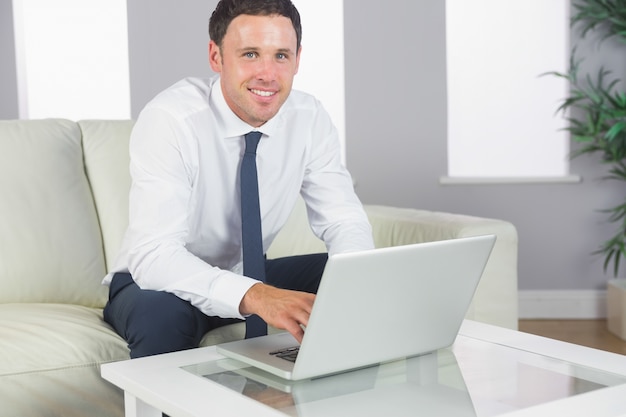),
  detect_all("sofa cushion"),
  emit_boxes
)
[0,120,107,306]
[79,120,134,272]
[0,303,129,377]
